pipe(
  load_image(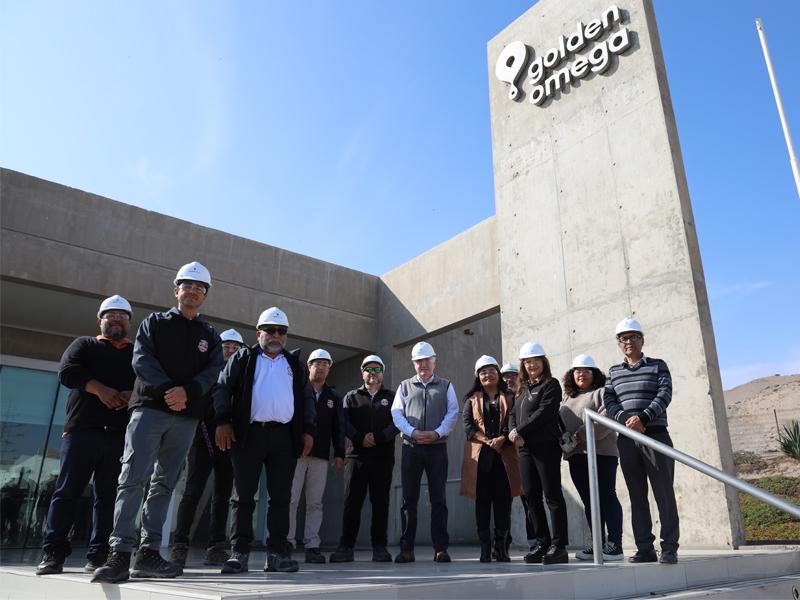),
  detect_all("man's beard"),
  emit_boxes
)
[259,339,284,354]
[101,323,126,340]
